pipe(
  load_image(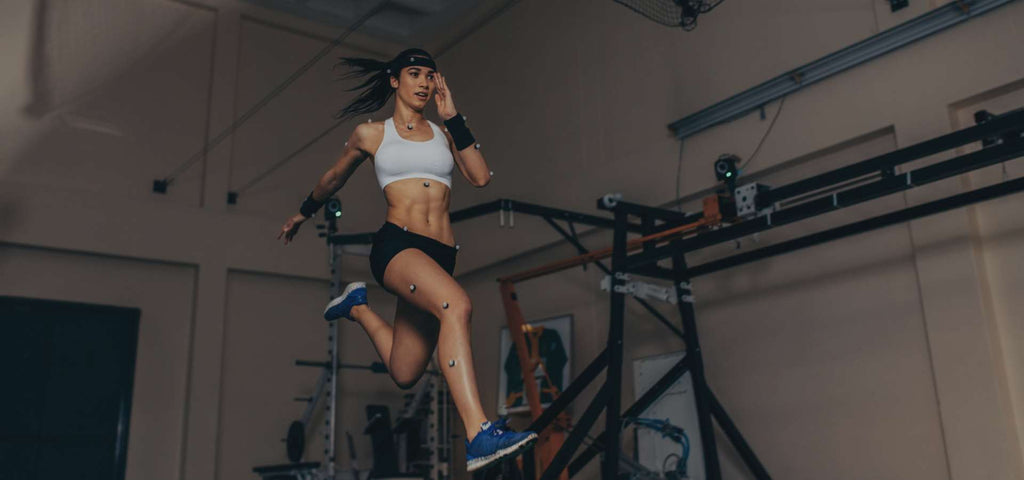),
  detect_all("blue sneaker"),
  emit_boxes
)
[324,282,367,322]
[465,418,538,472]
